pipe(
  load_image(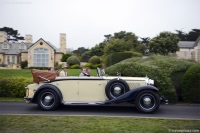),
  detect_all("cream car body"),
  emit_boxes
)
[25,69,167,113]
